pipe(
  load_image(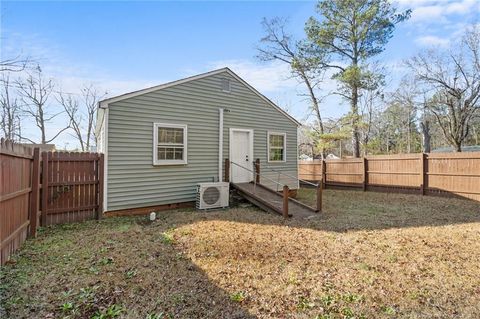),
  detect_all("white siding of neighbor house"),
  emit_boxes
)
[105,71,298,211]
